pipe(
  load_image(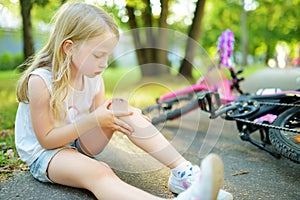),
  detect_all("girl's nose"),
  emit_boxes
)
[99,56,109,68]
[99,62,108,69]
